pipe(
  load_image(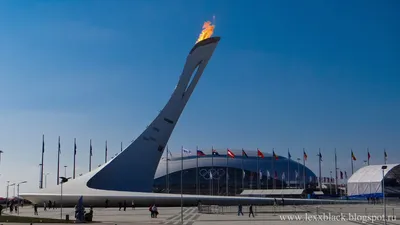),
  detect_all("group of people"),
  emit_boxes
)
[104,199,136,211]
[367,197,380,204]
[237,204,255,217]
[149,204,159,218]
